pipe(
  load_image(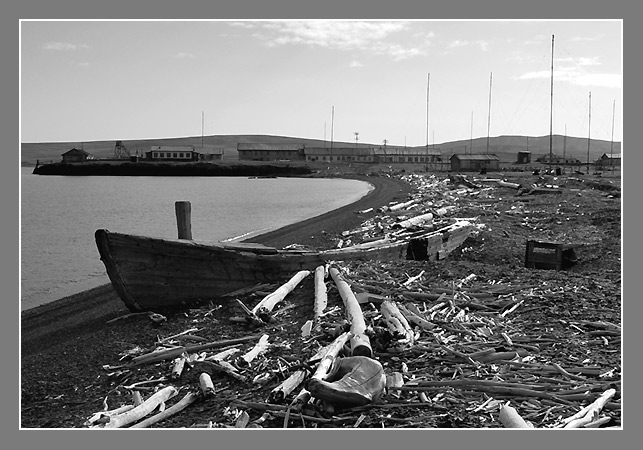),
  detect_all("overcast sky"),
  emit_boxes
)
[20,20,622,146]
